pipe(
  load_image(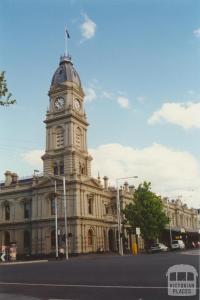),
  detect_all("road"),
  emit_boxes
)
[0,250,199,300]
